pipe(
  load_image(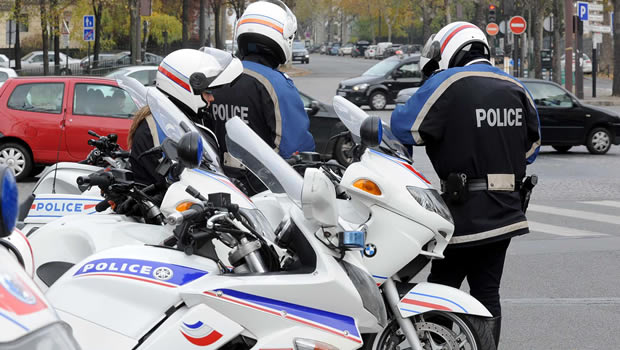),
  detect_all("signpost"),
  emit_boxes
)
[486,23,499,36]
[577,2,589,21]
[83,15,95,72]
